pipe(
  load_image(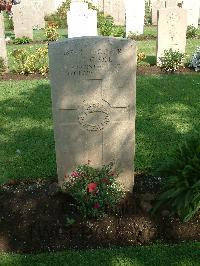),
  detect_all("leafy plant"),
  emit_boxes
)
[45,23,59,42]
[98,12,114,36]
[189,46,200,72]
[152,134,200,222]
[13,37,32,44]
[111,25,125,38]
[159,49,185,73]
[0,57,6,76]
[186,25,199,39]
[63,162,125,218]
[11,46,49,76]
